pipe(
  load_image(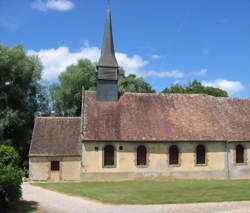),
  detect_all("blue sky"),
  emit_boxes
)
[0,0,249,97]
